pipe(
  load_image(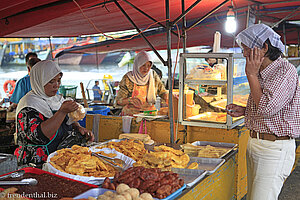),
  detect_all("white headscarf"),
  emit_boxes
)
[16,60,64,118]
[126,51,156,103]
[236,23,285,53]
